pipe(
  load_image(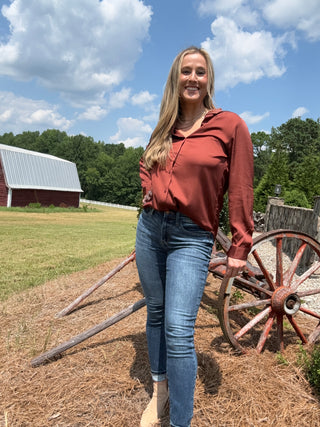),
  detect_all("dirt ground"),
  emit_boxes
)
[1,257,320,427]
